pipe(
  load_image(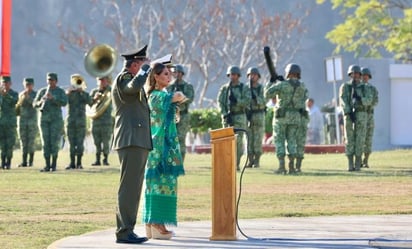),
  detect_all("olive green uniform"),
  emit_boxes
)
[0,88,18,169]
